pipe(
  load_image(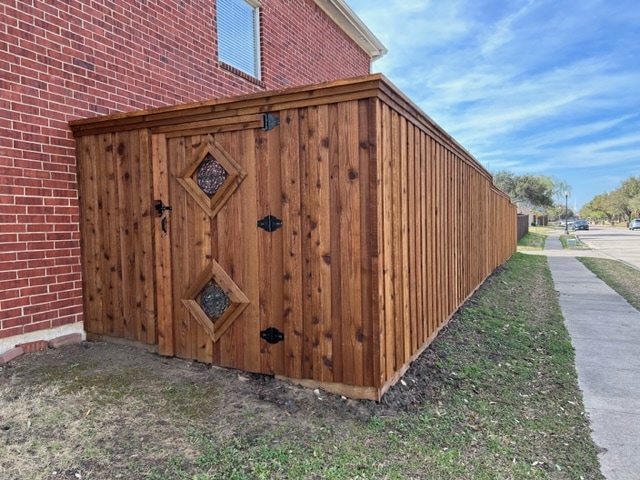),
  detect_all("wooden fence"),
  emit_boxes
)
[70,74,516,400]
[517,214,530,240]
